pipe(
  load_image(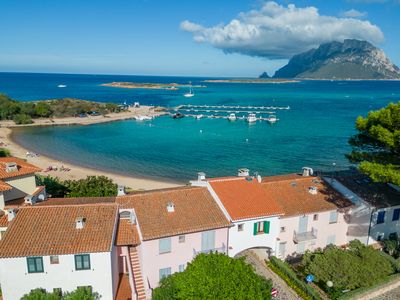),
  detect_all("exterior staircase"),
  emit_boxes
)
[129,247,147,300]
